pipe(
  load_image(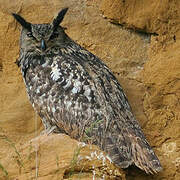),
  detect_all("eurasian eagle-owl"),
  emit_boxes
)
[13,8,162,174]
